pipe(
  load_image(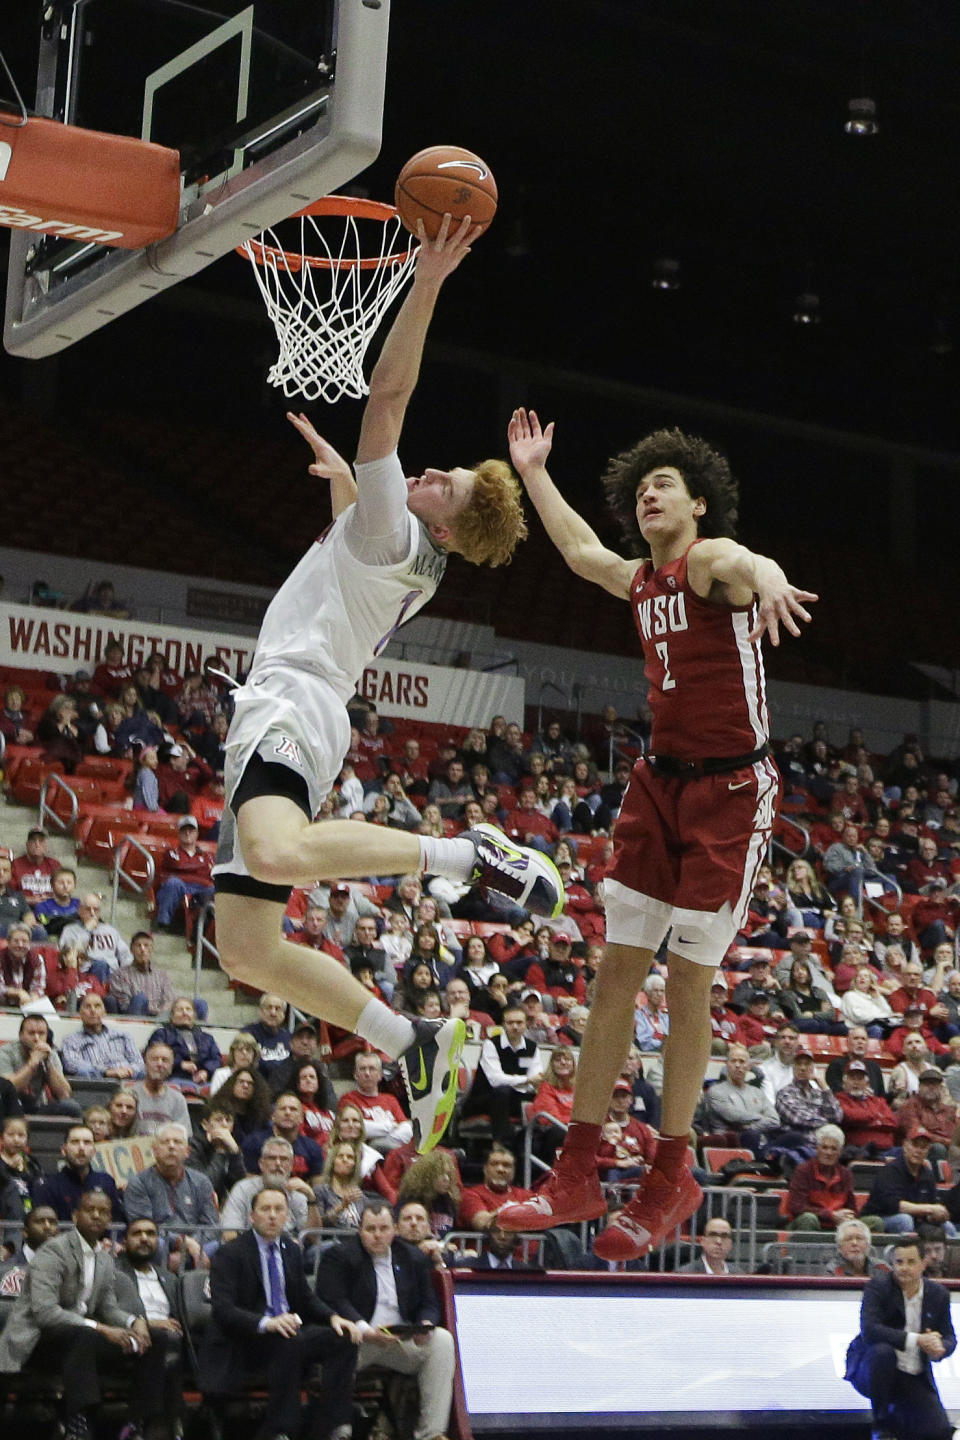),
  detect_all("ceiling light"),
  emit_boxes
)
[651,257,680,291]
[792,292,821,326]
[845,97,878,136]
